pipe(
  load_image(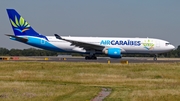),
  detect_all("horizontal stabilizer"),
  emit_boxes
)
[5,34,28,42]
